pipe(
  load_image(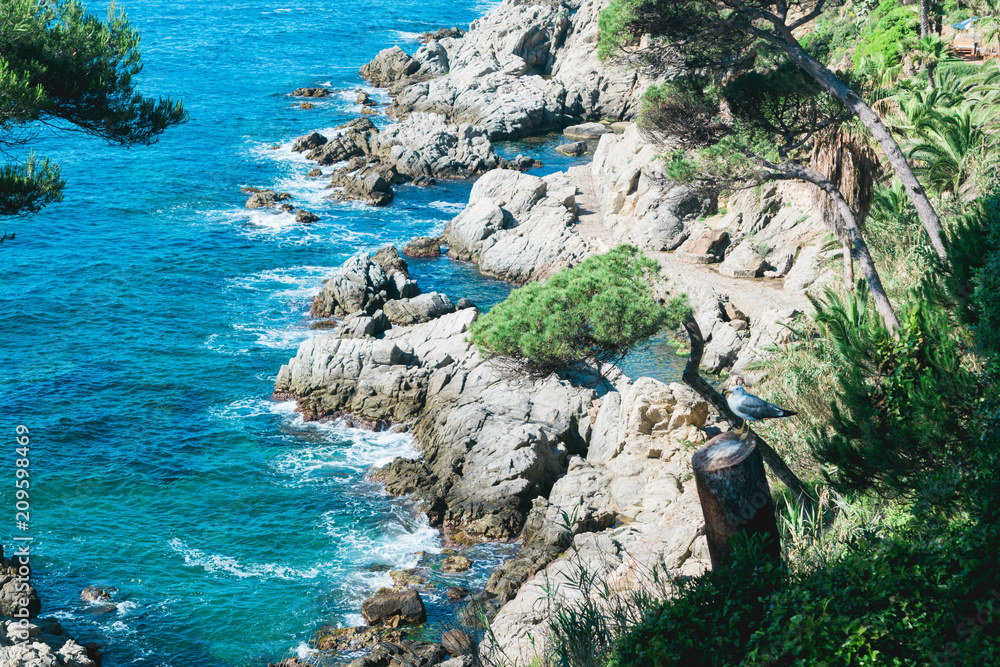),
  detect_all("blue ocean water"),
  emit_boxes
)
[0,2,681,665]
